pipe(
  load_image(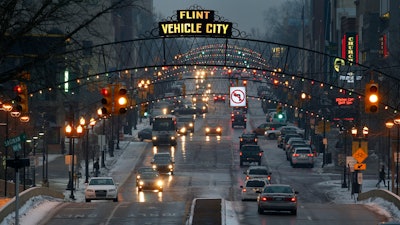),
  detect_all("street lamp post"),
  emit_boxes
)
[65,123,83,199]
[39,131,46,187]
[342,127,348,188]
[386,120,394,191]
[80,117,96,184]
[32,136,38,187]
[394,117,400,195]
